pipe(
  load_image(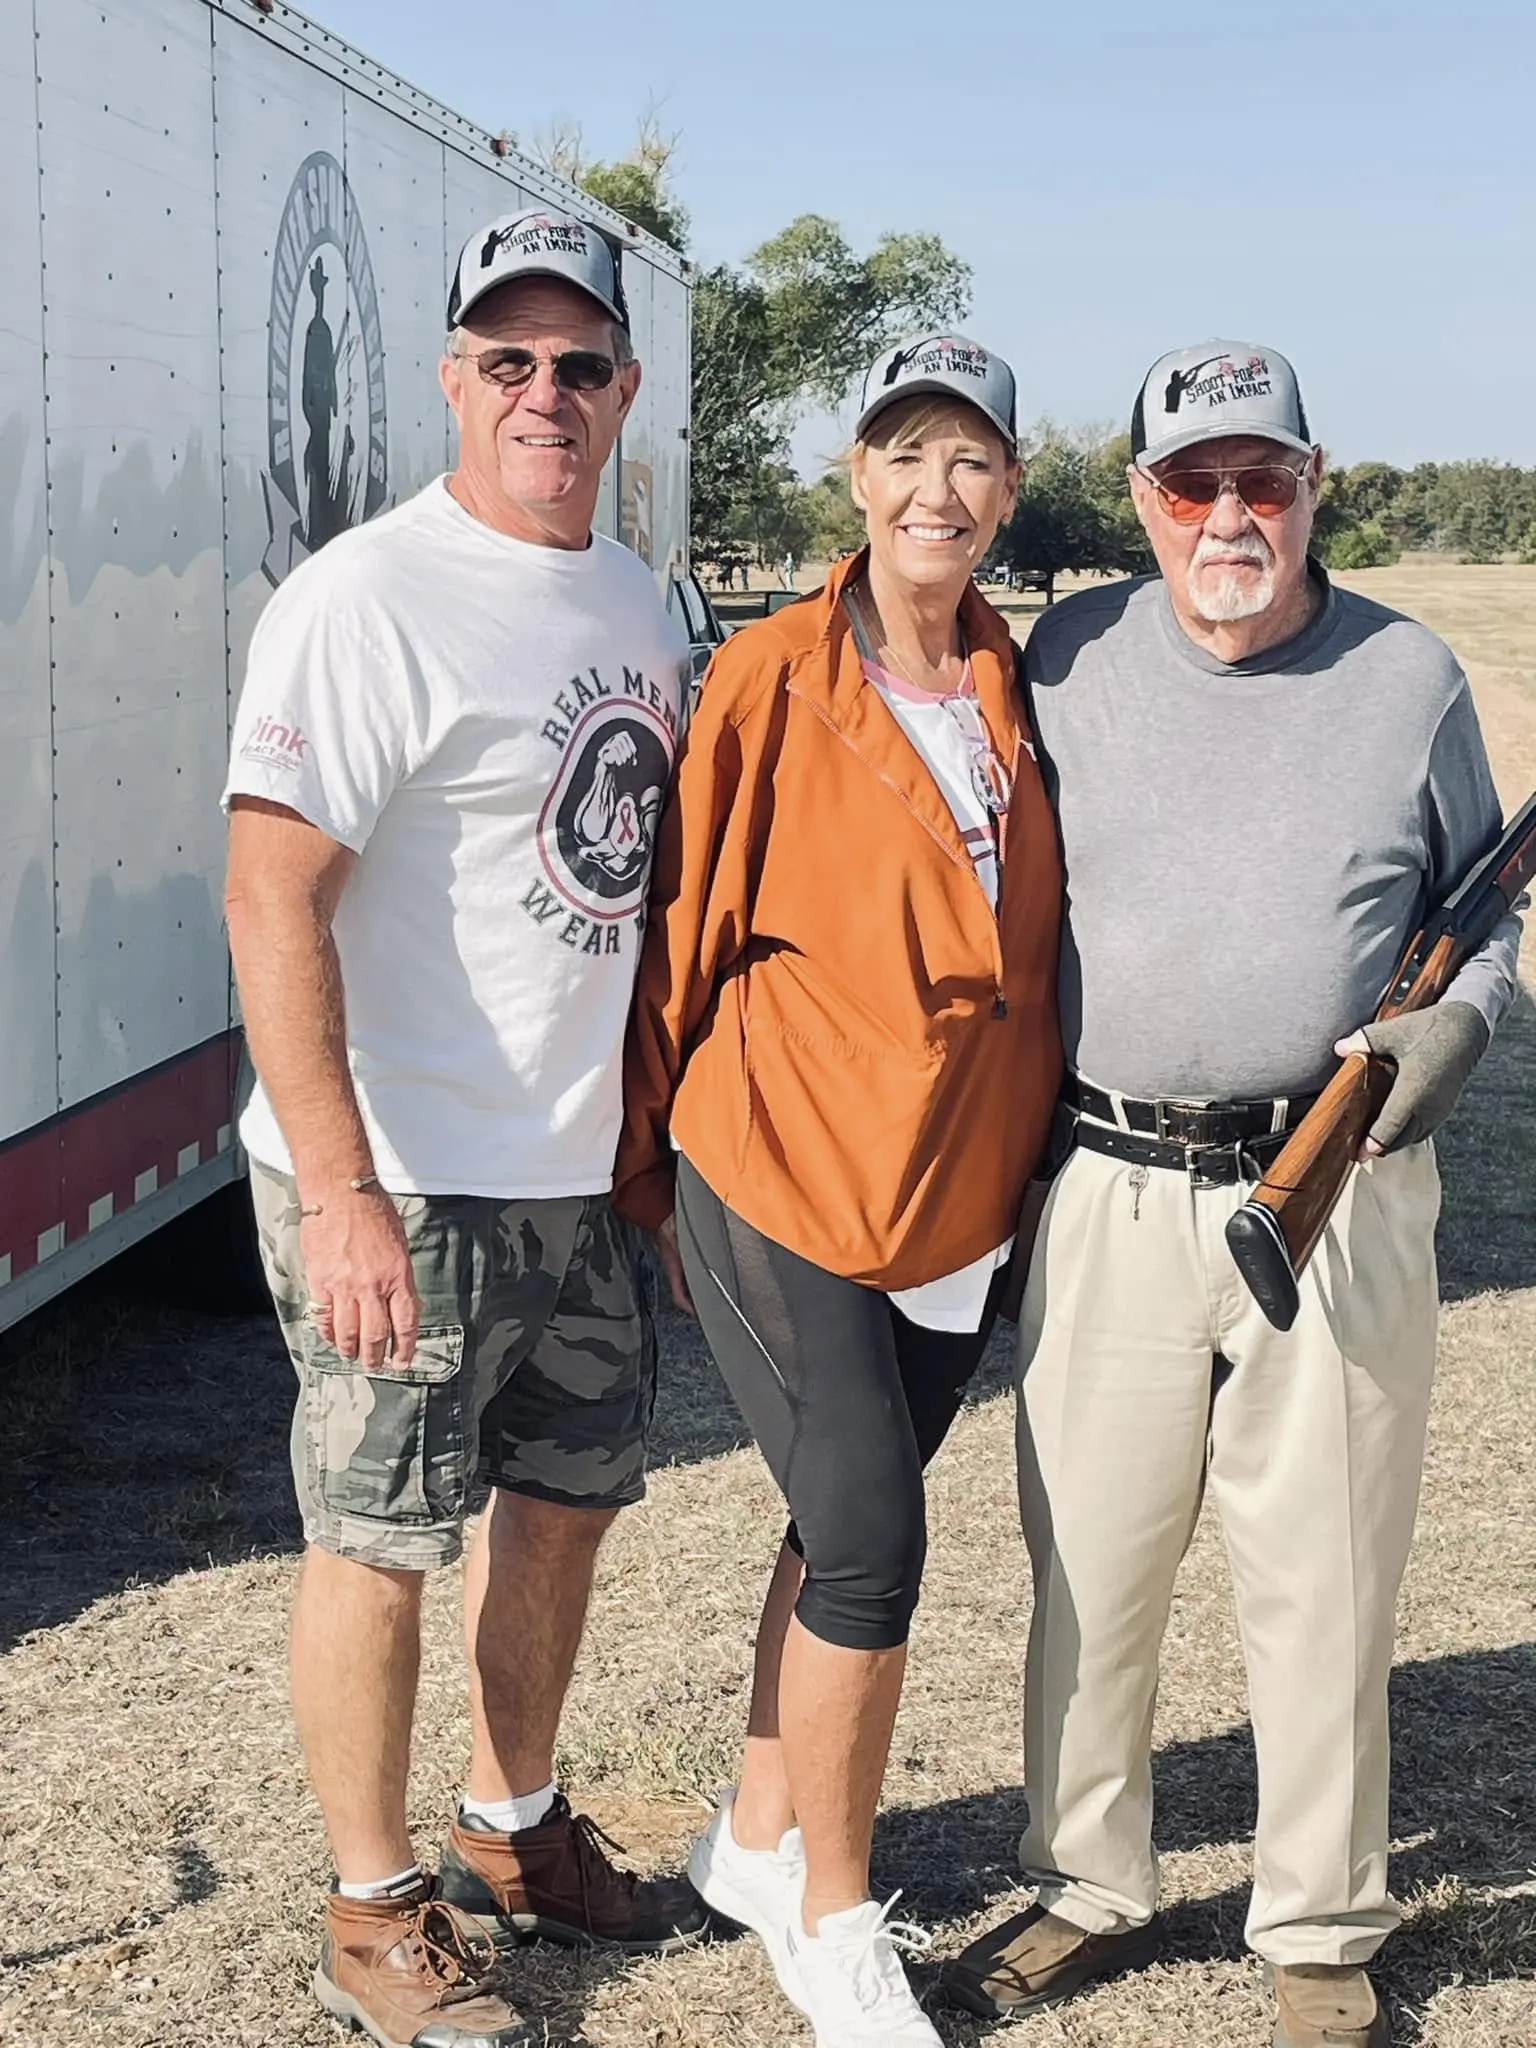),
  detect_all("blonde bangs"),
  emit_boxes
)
[857,394,1011,459]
